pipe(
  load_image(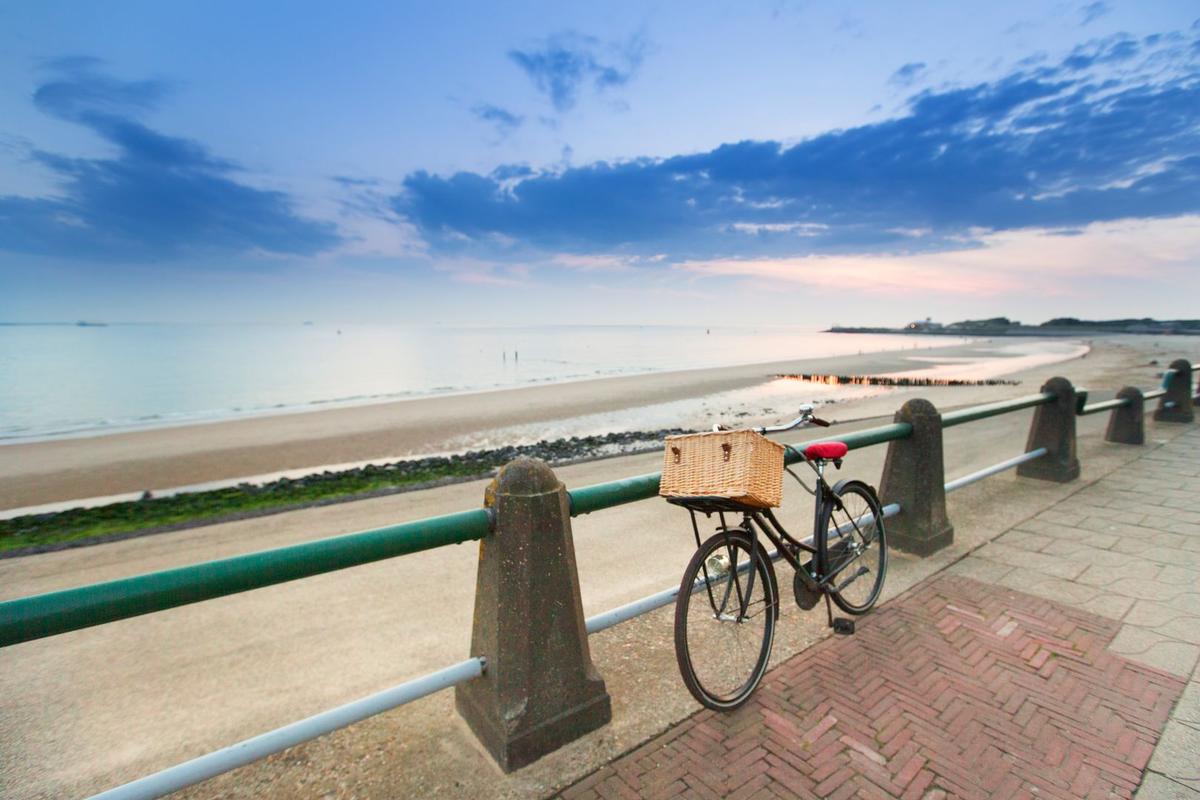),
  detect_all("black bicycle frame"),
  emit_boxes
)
[680,457,870,605]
